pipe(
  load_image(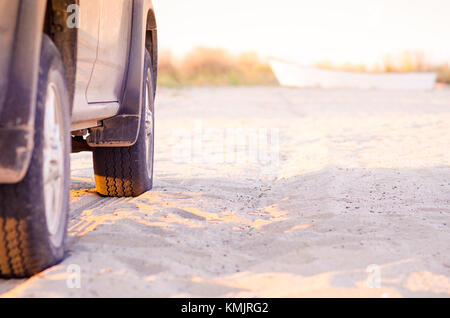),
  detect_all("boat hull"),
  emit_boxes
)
[270,60,437,91]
